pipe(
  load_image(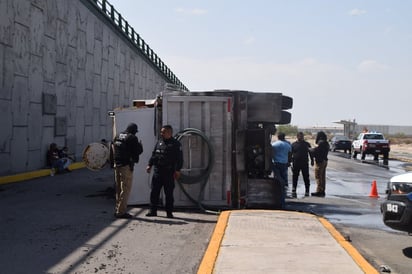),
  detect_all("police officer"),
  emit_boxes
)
[113,123,143,219]
[146,125,183,218]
